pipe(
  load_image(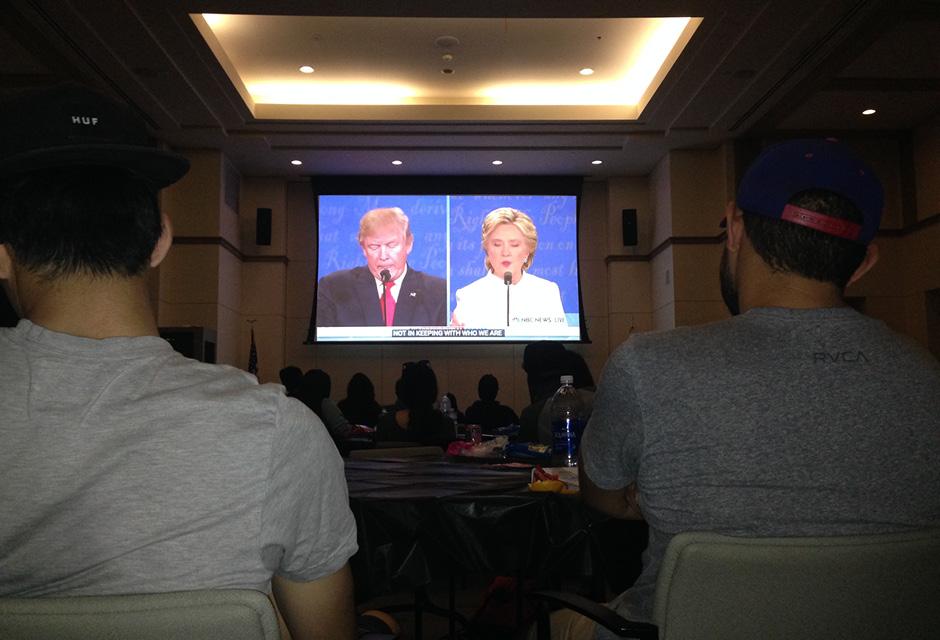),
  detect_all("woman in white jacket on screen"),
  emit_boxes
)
[451,207,566,329]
